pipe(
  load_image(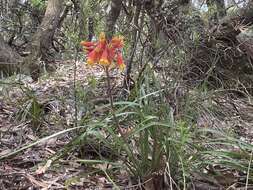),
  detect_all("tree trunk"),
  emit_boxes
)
[23,0,63,80]
[78,0,94,41]
[207,0,226,25]
[78,0,86,40]
[87,17,94,41]
[124,2,142,91]
[144,0,190,43]
[0,34,23,76]
[105,0,122,39]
